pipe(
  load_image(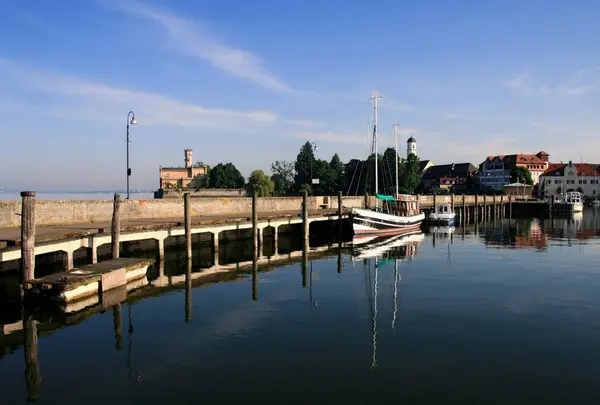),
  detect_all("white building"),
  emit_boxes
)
[539,161,600,198]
